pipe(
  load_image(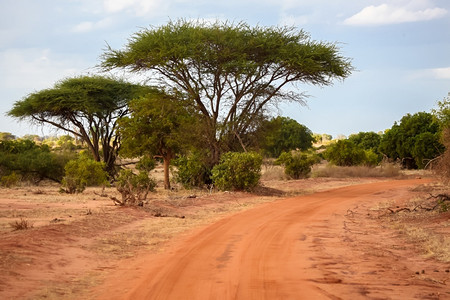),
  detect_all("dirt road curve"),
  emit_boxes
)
[95,179,449,299]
